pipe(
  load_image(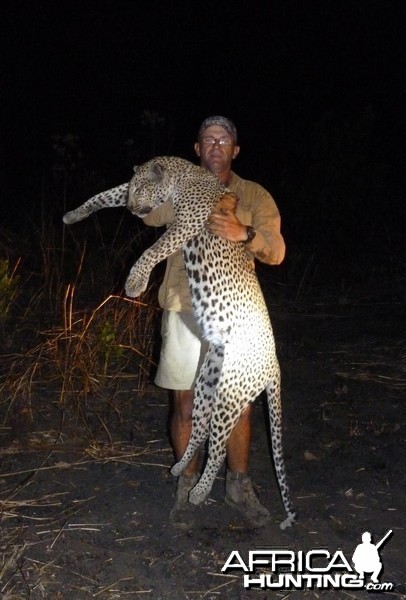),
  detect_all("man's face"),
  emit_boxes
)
[194,125,240,175]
